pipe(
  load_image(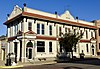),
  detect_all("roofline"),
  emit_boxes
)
[3,13,22,25]
[4,12,97,29]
